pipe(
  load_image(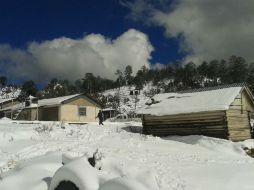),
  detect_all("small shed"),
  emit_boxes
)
[102,108,118,120]
[17,94,102,122]
[140,84,254,141]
